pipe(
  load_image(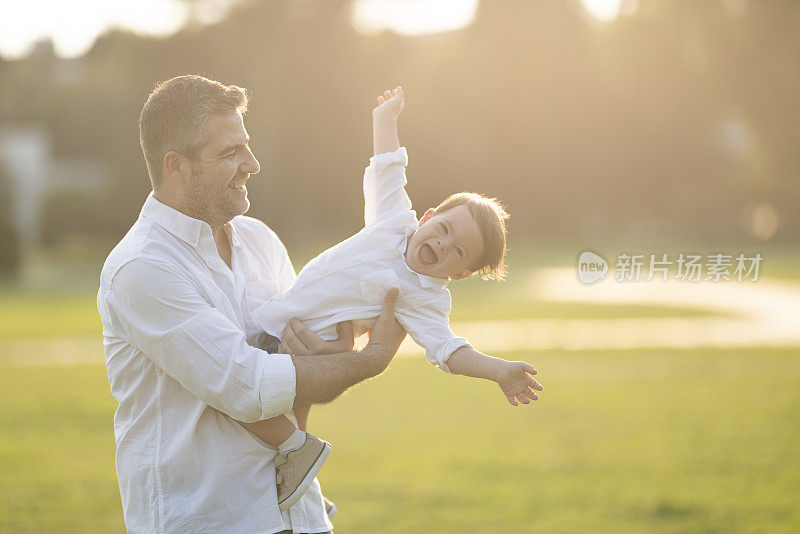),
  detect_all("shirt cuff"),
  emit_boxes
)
[369,147,408,173]
[430,337,471,374]
[257,351,296,419]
